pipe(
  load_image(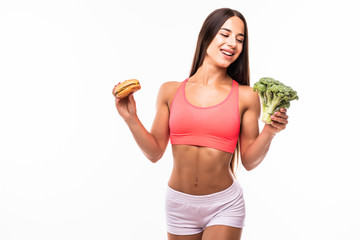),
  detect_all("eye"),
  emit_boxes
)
[220,33,229,37]
[237,39,243,43]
